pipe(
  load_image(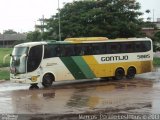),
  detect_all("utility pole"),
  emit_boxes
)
[38,15,45,41]
[41,15,45,41]
[153,9,155,22]
[2,30,4,48]
[58,0,61,41]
